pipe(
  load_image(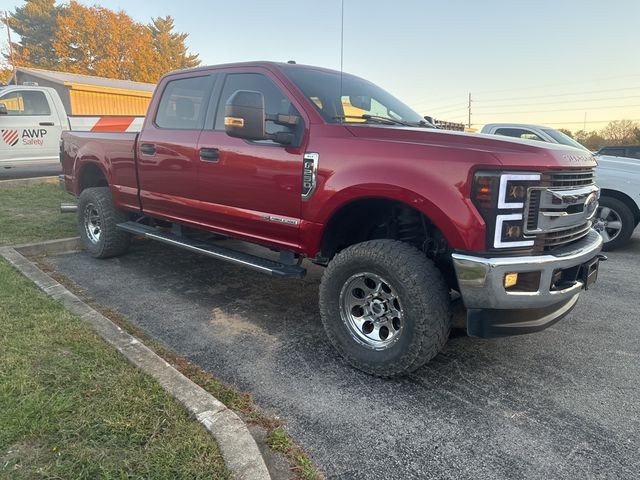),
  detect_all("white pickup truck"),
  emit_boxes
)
[480,123,640,251]
[0,85,143,168]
